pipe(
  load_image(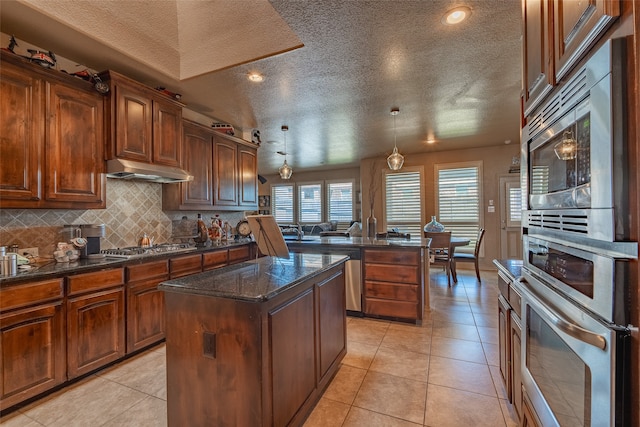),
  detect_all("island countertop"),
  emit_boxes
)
[284,236,431,249]
[158,253,349,302]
